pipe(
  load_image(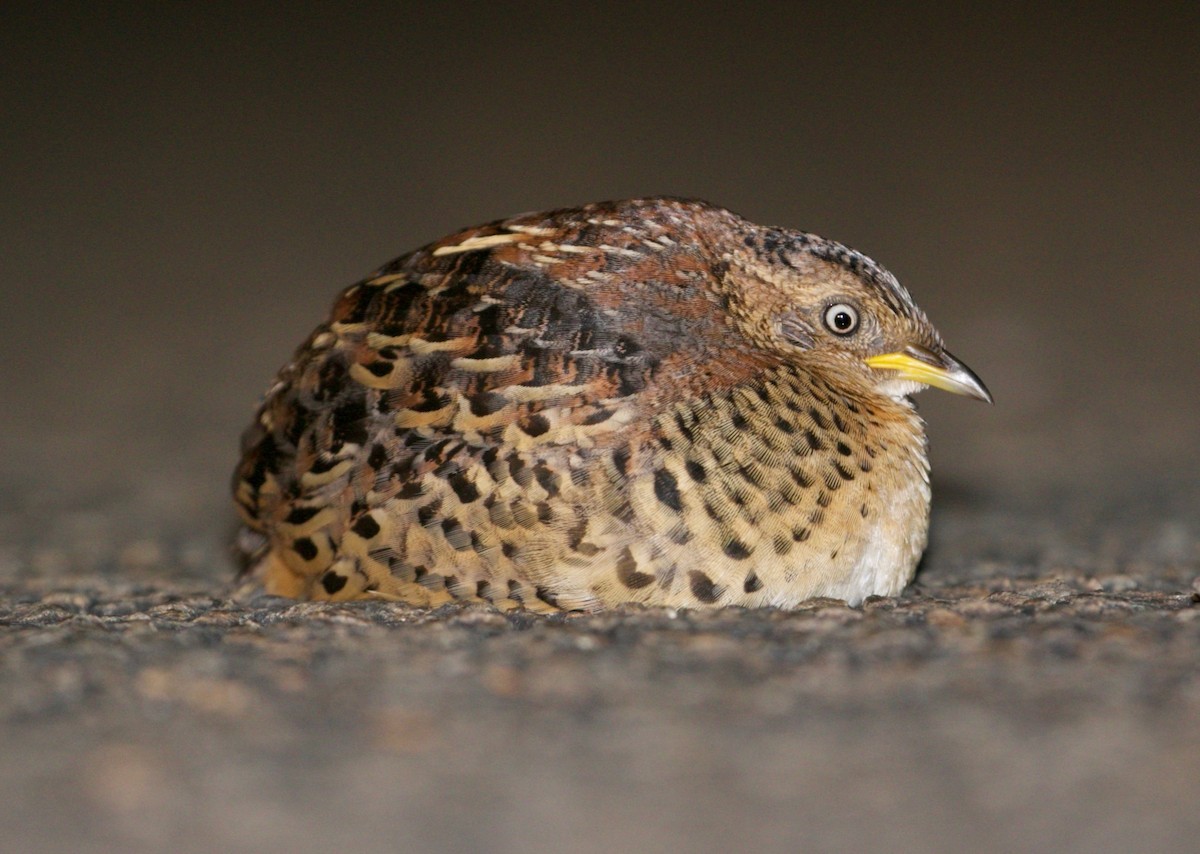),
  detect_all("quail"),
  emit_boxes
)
[233,198,990,611]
